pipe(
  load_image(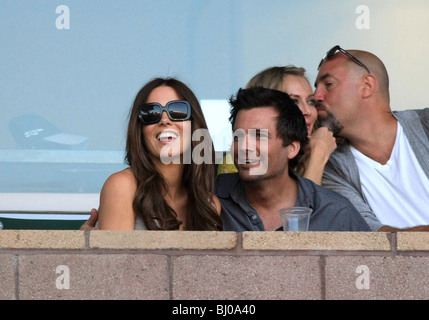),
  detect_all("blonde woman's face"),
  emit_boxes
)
[143,86,191,162]
[281,75,317,135]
